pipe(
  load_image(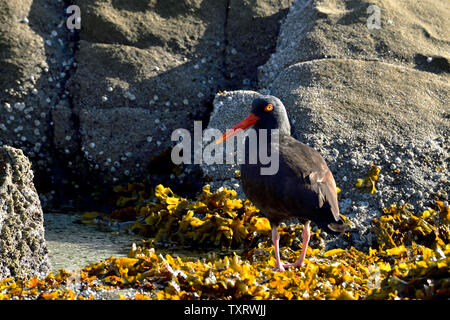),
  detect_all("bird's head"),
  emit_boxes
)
[216,95,291,144]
